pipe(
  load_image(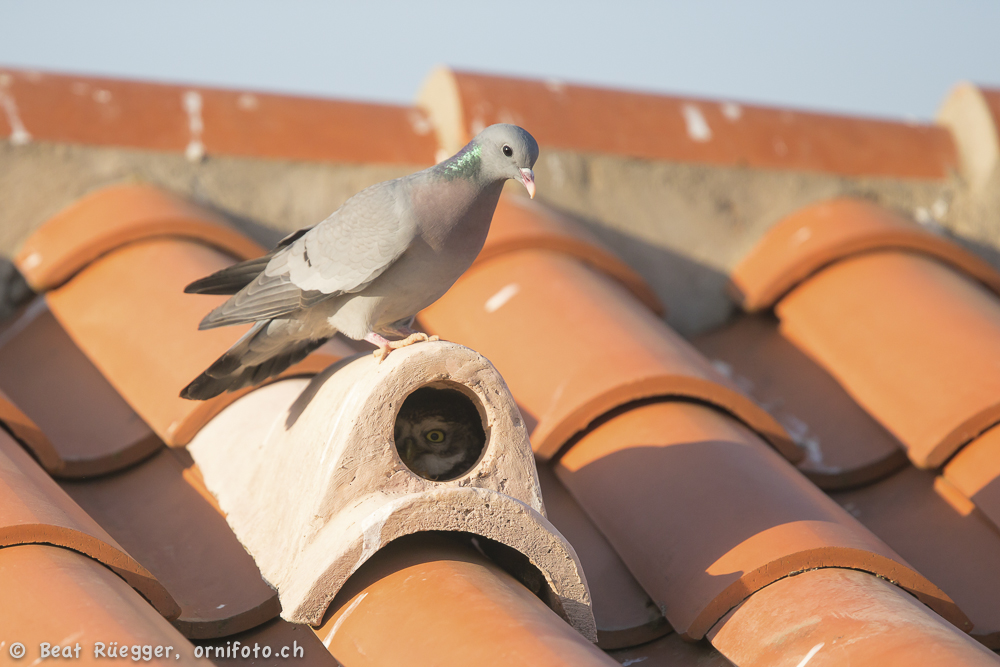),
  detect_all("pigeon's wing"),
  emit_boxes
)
[184,227,314,296]
[199,182,413,329]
